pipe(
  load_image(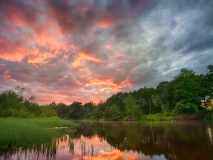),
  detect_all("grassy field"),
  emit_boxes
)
[0,117,76,153]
